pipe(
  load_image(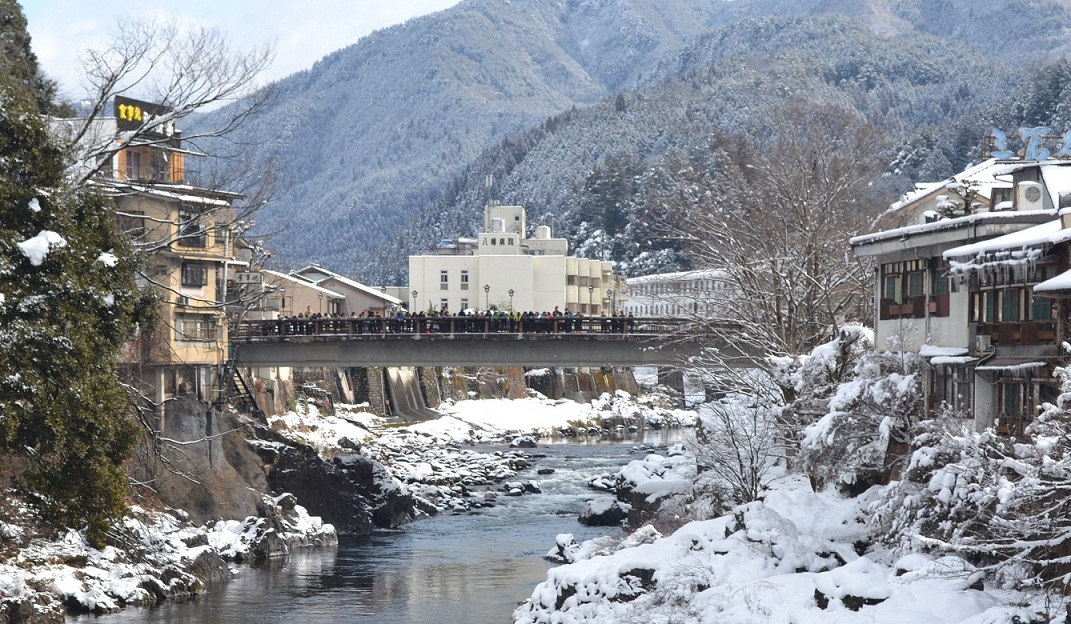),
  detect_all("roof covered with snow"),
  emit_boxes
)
[262,269,345,298]
[626,269,727,285]
[850,210,1055,248]
[1034,267,1071,293]
[292,265,403,304]
[885,158,1006,213]
[92,179,242,207]
[942,218,1071,258]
